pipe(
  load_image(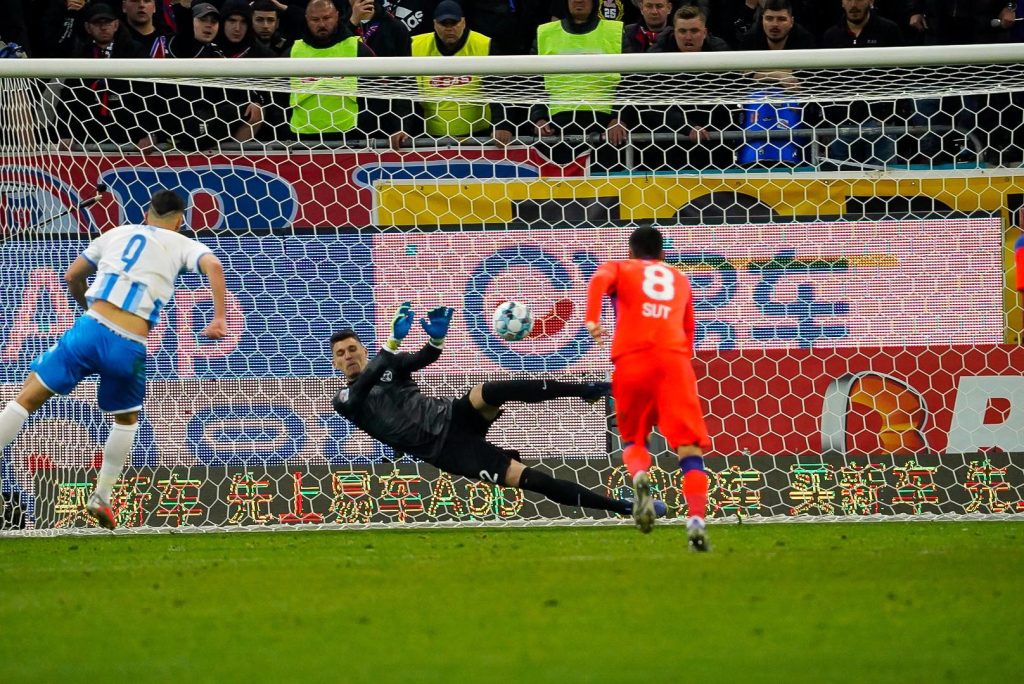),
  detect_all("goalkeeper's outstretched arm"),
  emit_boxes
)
[392,306,454,374]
